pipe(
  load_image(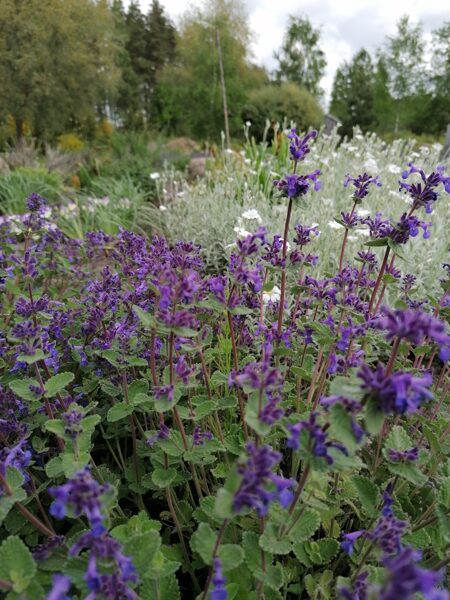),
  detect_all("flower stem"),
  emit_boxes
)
[277,197,293,335]
[368,246,390,314]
